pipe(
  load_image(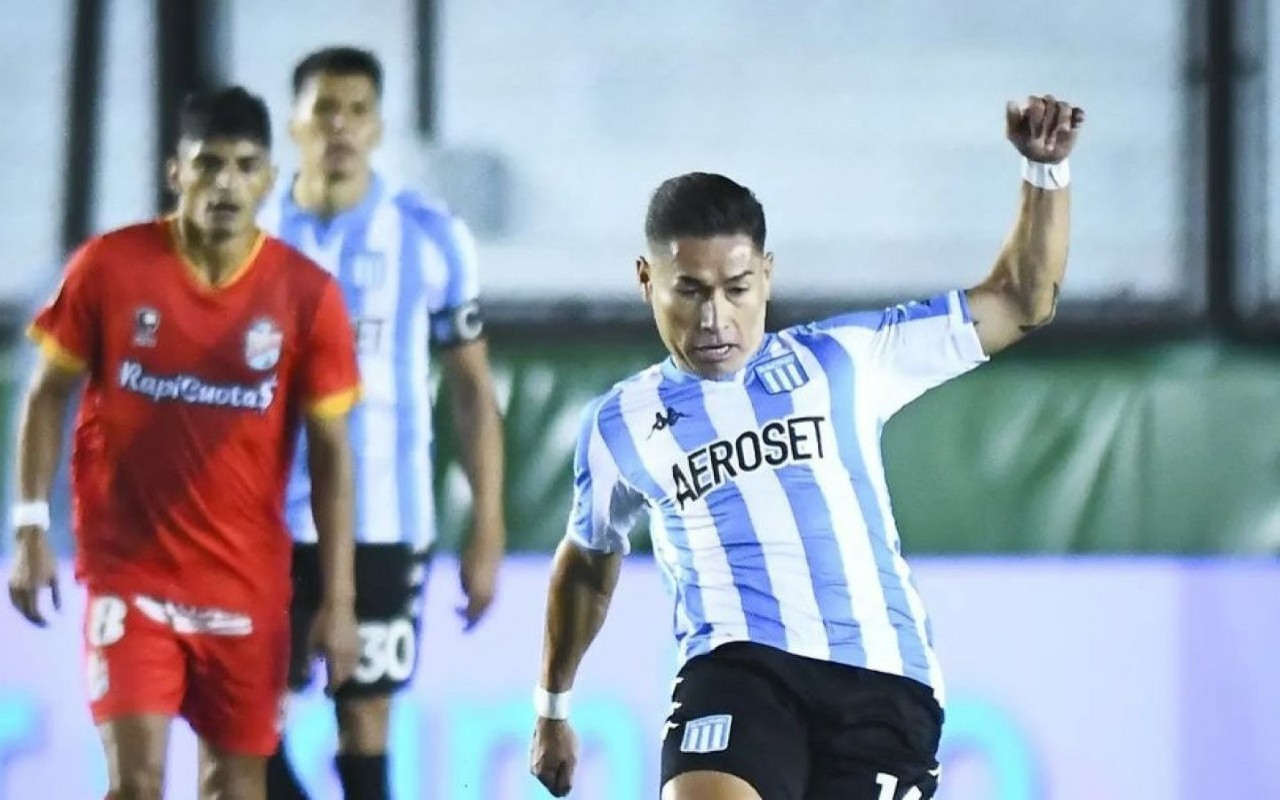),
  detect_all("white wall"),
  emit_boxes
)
[1,0,1192,308]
